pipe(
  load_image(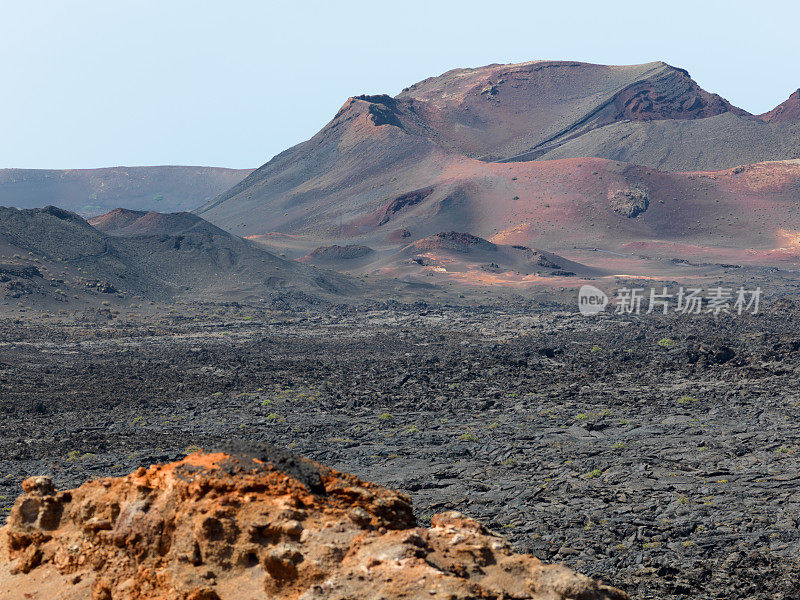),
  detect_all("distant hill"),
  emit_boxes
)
[0,166,253,216]
[0,206,355,308]
[88,208,224,237]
